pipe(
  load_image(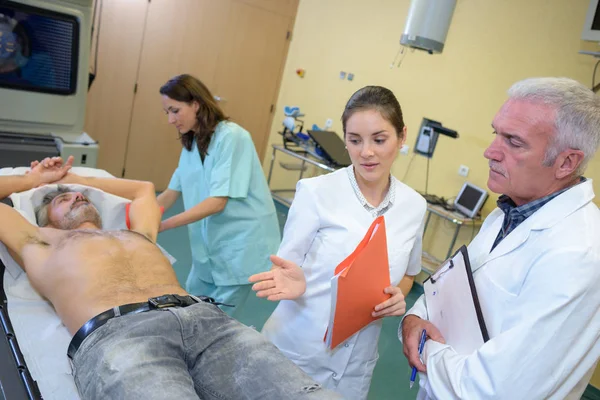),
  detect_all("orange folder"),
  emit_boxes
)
[324,215,391,349]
